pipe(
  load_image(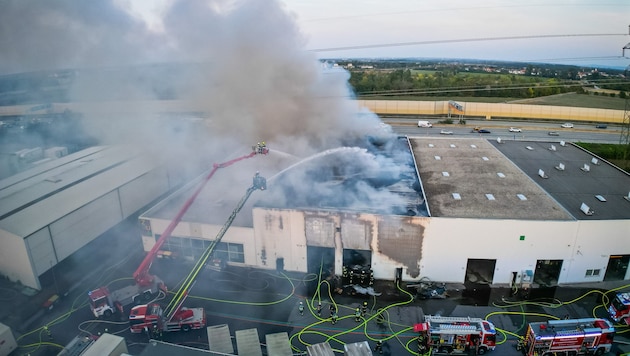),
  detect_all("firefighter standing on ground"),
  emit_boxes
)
[374,340,383,354]
[298,301,304,315]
